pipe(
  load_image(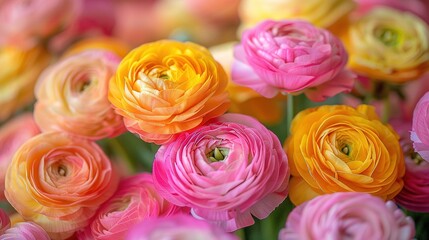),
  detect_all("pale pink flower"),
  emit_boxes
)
[183,0,240,24]
[279,192,415,240]
[0,113,40,200]
[0,208,10,235]
[34,50,125,140]
[78,173,187,240]
[153,113,289,232]
[126,214,239,240]
[0,222,49,240]
[411,92,429,161]
[0,0,81,49]
[232,20,355,102]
